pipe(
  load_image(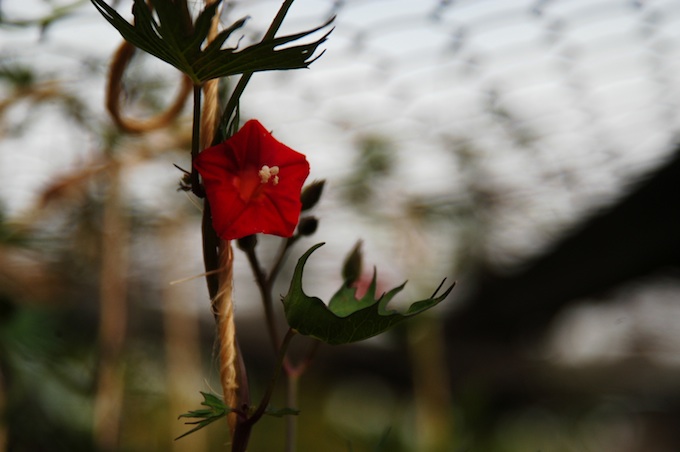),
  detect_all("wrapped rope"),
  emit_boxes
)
[213,240,239,434]
[199,0,241,436]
